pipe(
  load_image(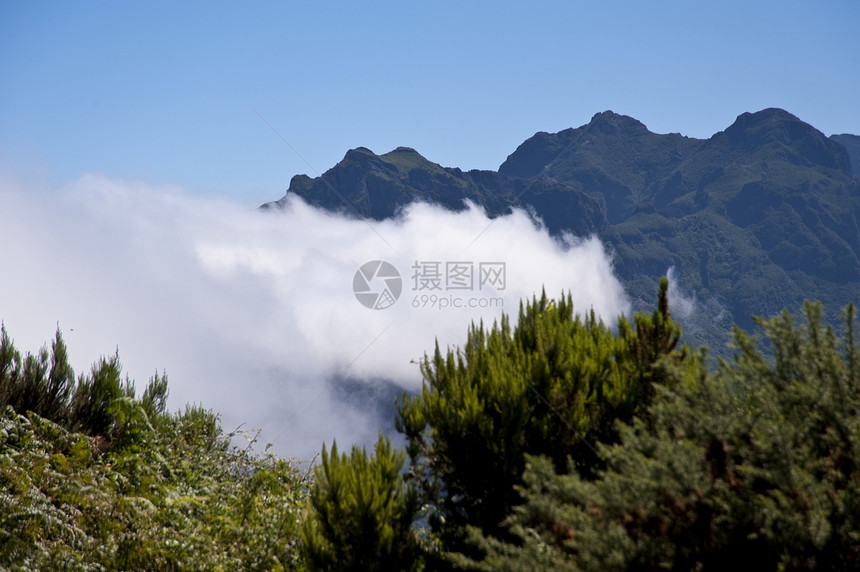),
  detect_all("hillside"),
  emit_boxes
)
[260,145,608,237]
[831,133,860,178]
[262,109,860,352]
